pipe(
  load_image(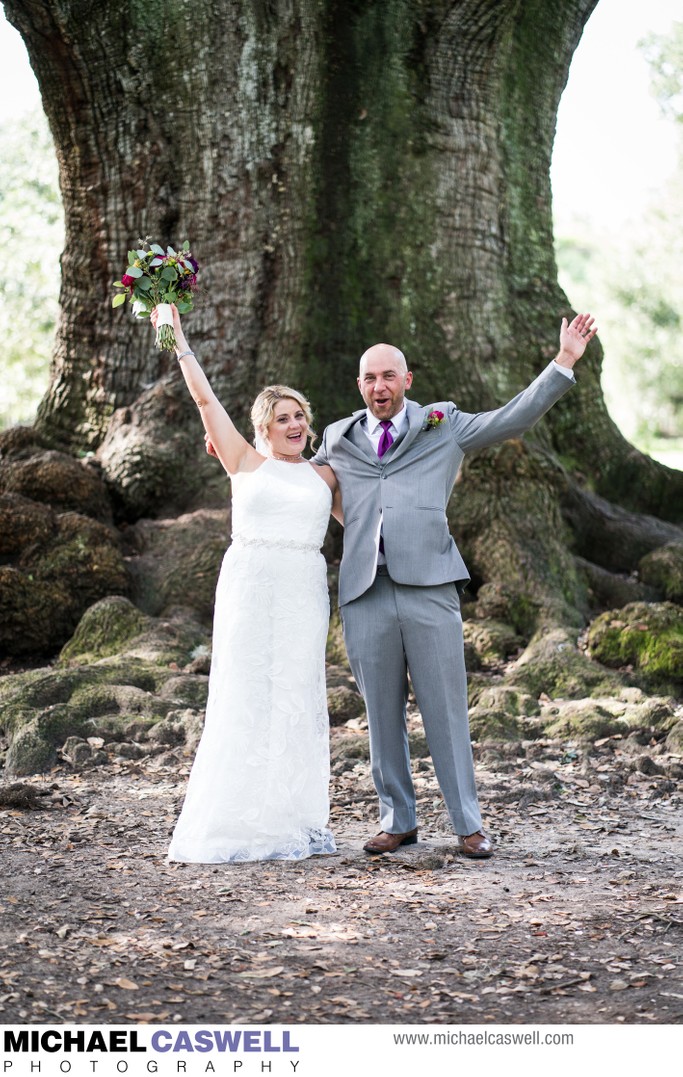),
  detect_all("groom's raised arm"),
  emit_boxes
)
[450,312,596,454]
